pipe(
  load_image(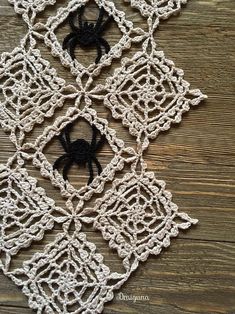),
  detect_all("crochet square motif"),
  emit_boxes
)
[0,1,207,313]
